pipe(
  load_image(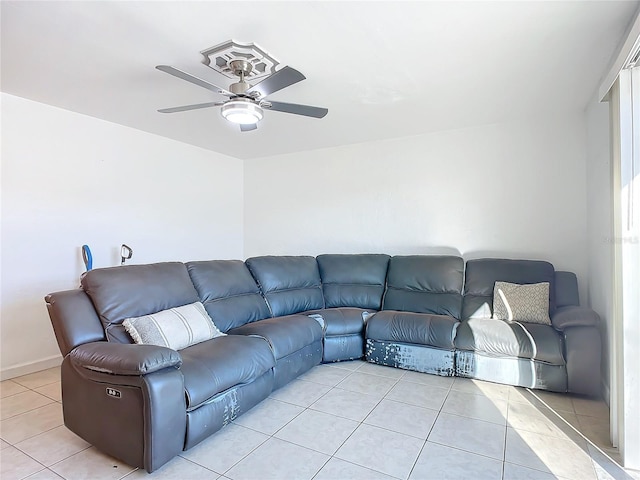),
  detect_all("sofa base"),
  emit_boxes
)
[273,340,323,390]
[455,350,567,392]
[62,356,186,472]
[323,335,364,363]
[365,339,455,376]
[563,326,602,396]
[185,369,274,449]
